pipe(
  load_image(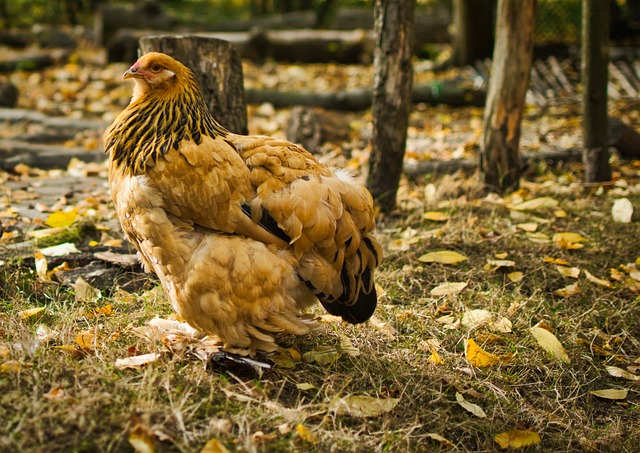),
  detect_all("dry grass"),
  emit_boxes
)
[1,167,640,453]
